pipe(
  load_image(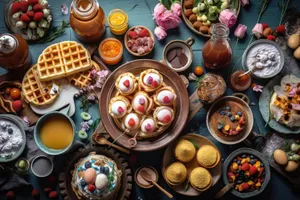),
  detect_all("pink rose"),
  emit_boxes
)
[156,10,181,30]
[240,0,249,7]
[154,26,167,40]
[171,2,182,16]
[153,3,166,19]
[252,23,263,39]
[234,24,247,39]
[219,9,237,29]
